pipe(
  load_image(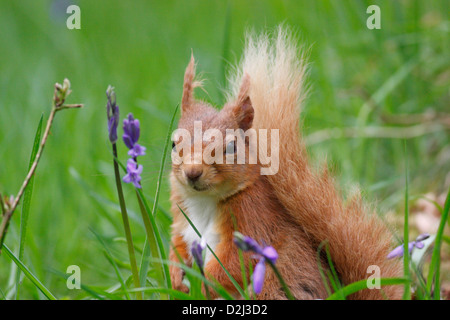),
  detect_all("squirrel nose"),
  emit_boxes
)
[185,166,203,183]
